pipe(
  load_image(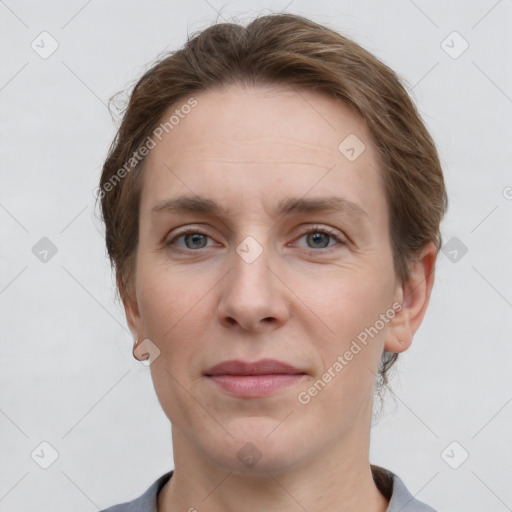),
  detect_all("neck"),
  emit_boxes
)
[158,426,389,512]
